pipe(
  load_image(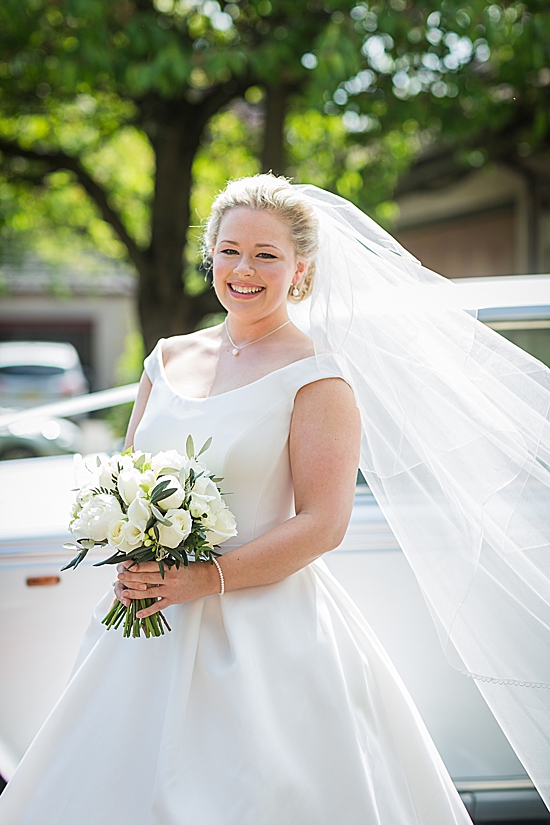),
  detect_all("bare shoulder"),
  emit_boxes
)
[294,374,358,417]
[162,326,223,365]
